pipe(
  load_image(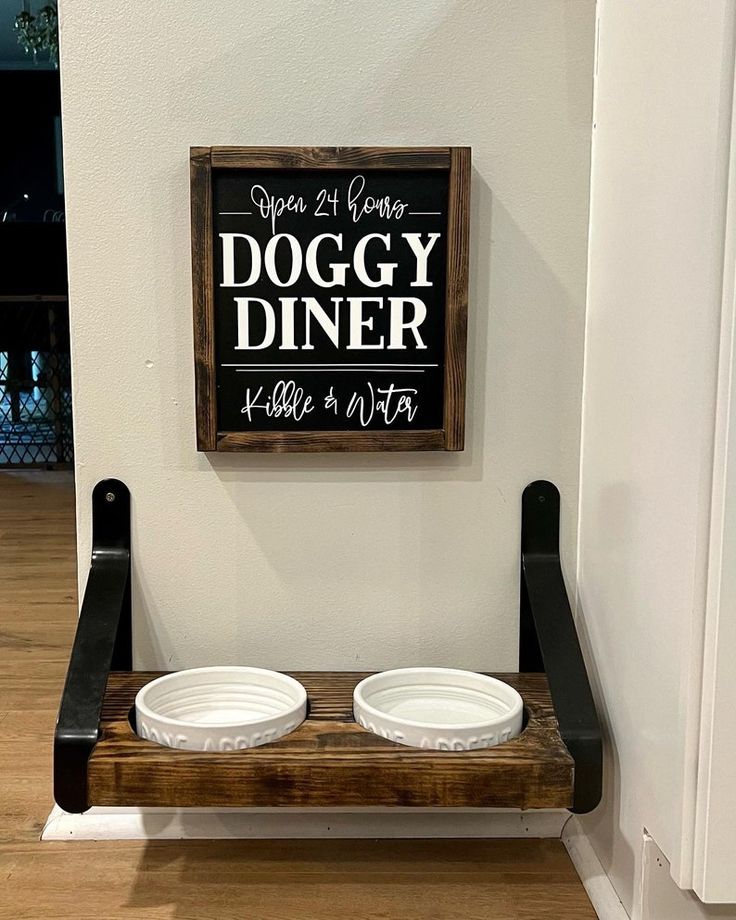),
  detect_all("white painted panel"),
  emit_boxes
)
[577,0,734,912]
